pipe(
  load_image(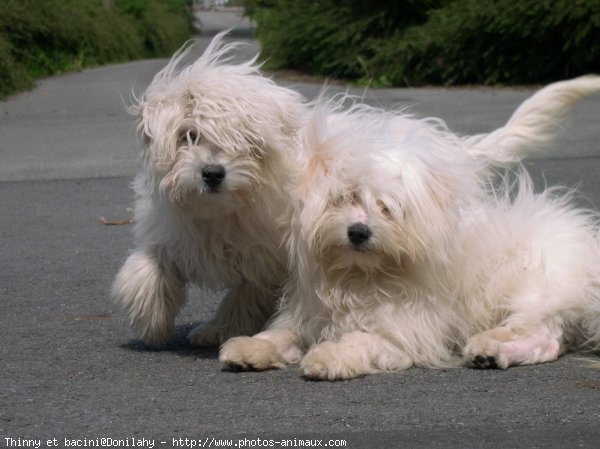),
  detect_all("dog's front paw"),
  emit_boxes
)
[463,328,513,369]
[464,326,563,369]
[300,343,361,381]
[219,337,285,371]
[300,348,332,380]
